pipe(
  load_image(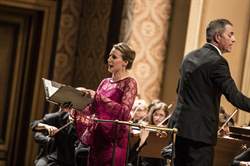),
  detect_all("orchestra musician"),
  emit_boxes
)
[140,101,170,166]
[128,101,170,166]
[31,113,56,166]
[127,99,149,166]
[31,104,79,166]
[131,98,149,124]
